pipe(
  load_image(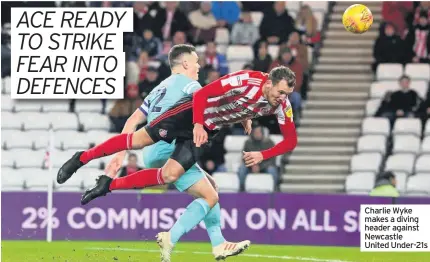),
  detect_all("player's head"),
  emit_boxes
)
[127,153,138,168]
[168,44,200,80]
[264,66,296,107]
